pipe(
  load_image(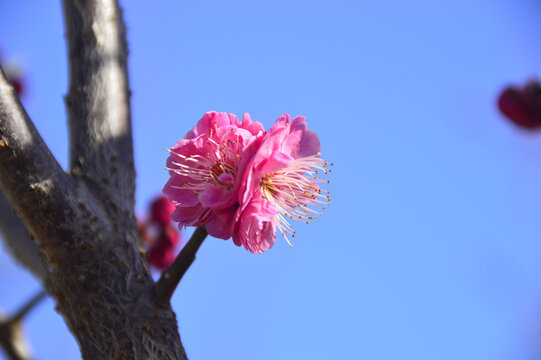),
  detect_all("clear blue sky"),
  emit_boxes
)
[2,1,541,359]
